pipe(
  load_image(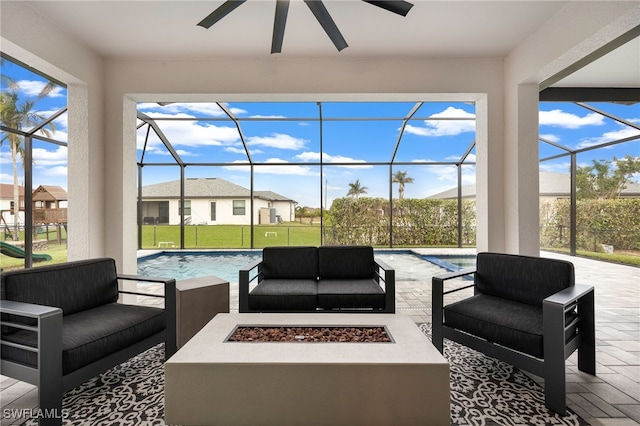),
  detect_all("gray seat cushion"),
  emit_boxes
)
[444,294,545,358]
[1,303,166,375]
[317,279,385,309]
[249,279,318,311]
